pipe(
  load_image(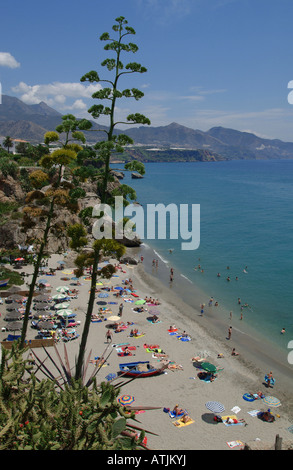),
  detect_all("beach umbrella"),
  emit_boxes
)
[62,270,73,275]
[34,295,50,303]
[55,302,70,310]
[205,401,225,414]
[4,311,22,321]
[98,293,109,298]
[6,294,24,302]
[57,309,74,316]
[262,396,281,407]
[118,395,135,406]
[56,286,70,293]
[107,315,121,322]
[38,279,48,284]
[6,302,21,311]
[96,282,103,286]
[52,294,68,301]
[135,299,146,305]
[57,260,65,264]
[201,362,217,373]
[14,257,24,262]
[37,320,55,330]
[149,308,160,315]
[33,303,49,311]
[6,321,23,331]
[97,301,107,305]
[114,287,123,291]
